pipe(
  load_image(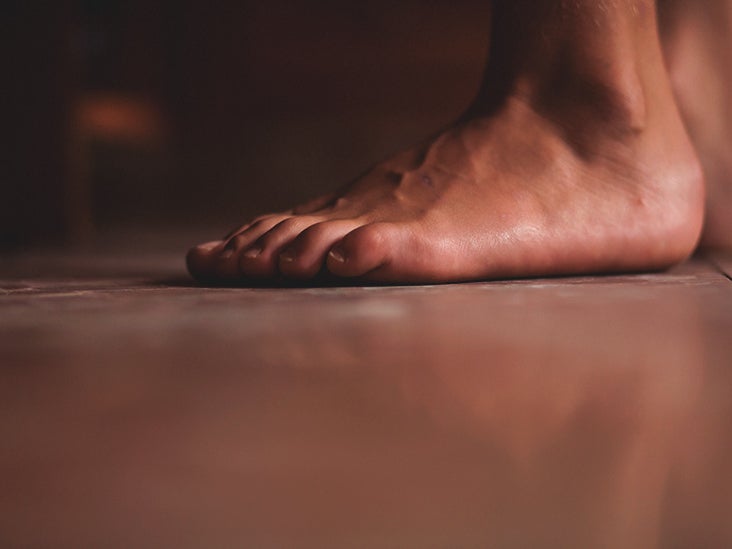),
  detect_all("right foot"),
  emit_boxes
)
[187,0,704,284]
